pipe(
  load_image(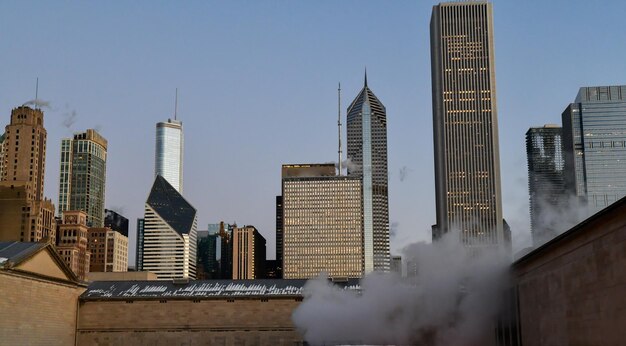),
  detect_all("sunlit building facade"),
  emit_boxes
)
[87,227,128,272]
[58,129,108,227]
[282,164,364,279]
[232,225,266,280]
[142,175,197,280]
[430,1,506,247]
[346,75,390,272]
[562,85,626,216]
[155,119,183,193]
